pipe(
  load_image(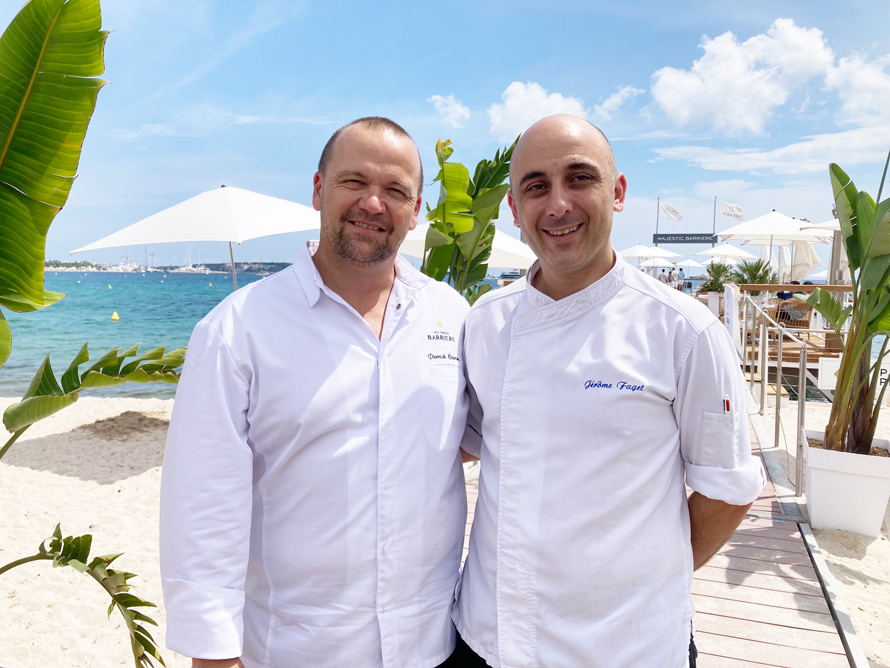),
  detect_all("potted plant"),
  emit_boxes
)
[798,154,890,536]
[697,261,733,315]
[731,259,778,300]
